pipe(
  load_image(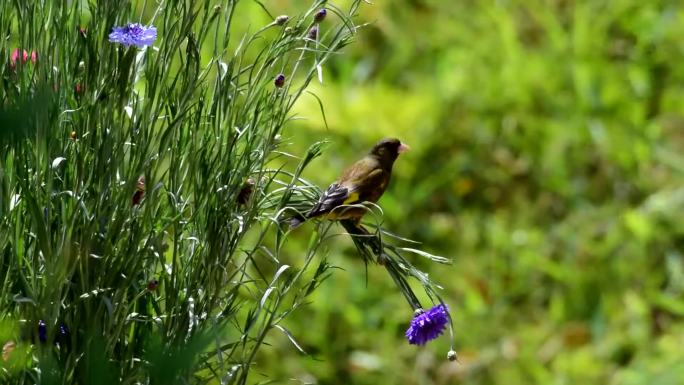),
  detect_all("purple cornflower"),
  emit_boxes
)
[405,304,449,345]
[38,320,47,343]
[314,8,327,23]
[108,23,157,47]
